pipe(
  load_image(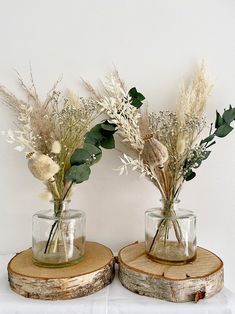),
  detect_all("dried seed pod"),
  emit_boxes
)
[142,134,168,168]
[27,153,60,181]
